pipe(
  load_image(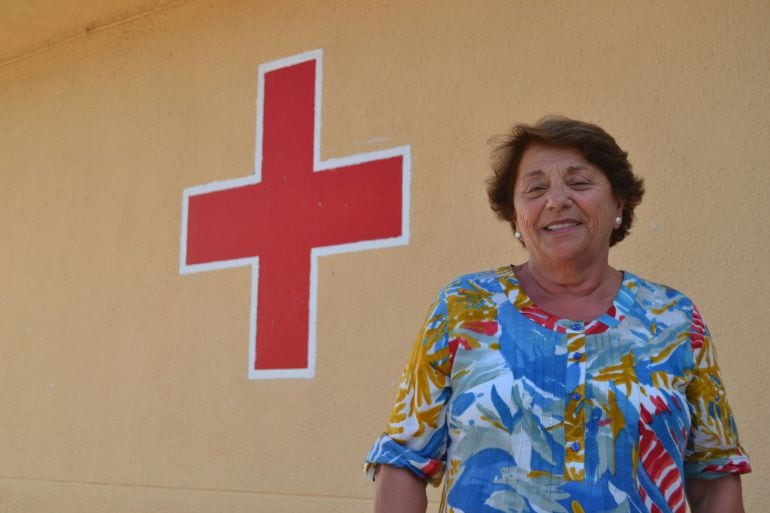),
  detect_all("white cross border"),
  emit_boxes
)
[179,49,412,380]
